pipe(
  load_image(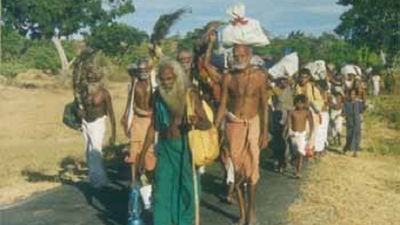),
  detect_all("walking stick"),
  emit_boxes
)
[186,90,200,225]
[191,146,200,225]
